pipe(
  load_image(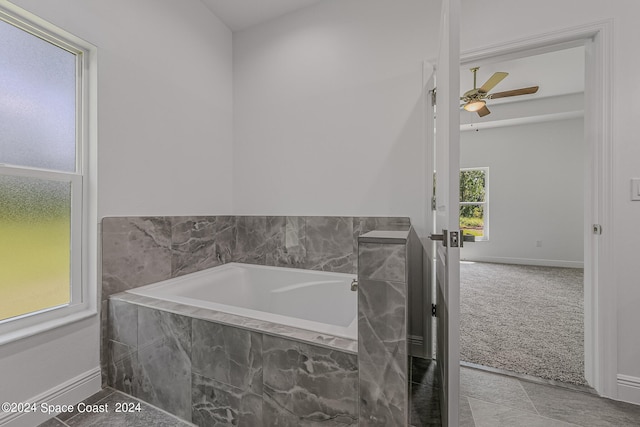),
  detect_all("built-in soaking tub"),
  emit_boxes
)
[126,262,357,340]
[108,263,361,424]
